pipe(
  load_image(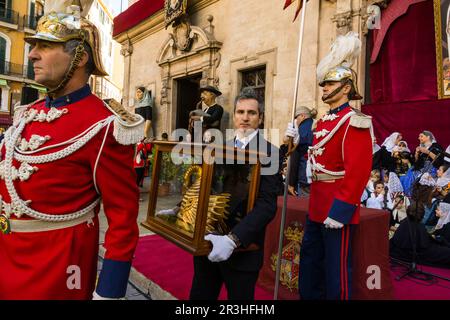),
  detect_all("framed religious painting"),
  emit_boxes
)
[142,141,262,256]
[434,0,450,99]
